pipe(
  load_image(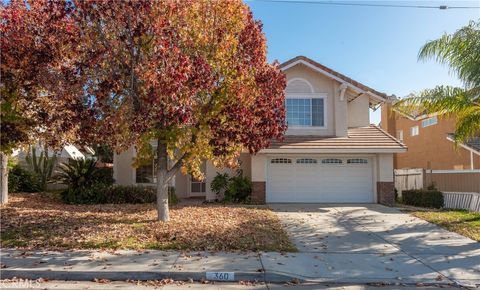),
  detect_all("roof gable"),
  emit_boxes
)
[280,56,389,107]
